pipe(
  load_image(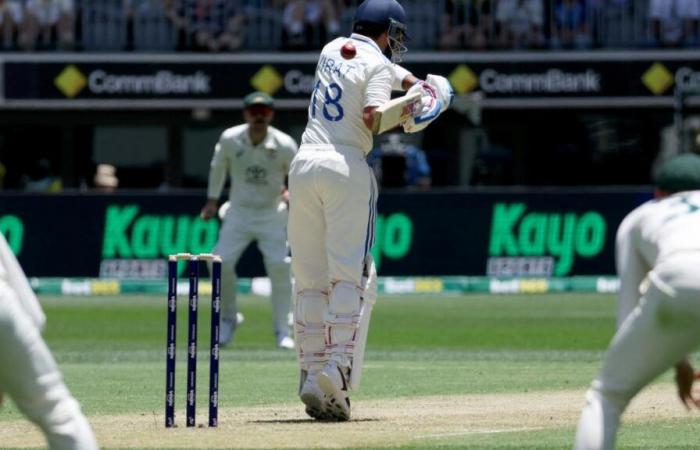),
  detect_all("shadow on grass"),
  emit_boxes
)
[250,418,380,424]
